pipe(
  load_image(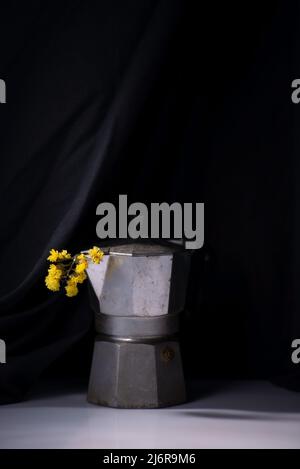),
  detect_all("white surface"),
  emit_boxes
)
[0,381,300,449]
